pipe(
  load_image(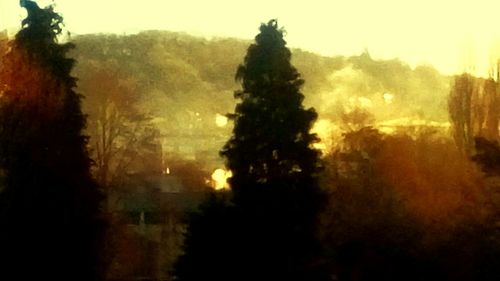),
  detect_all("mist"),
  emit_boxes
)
[2,2,500,281]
